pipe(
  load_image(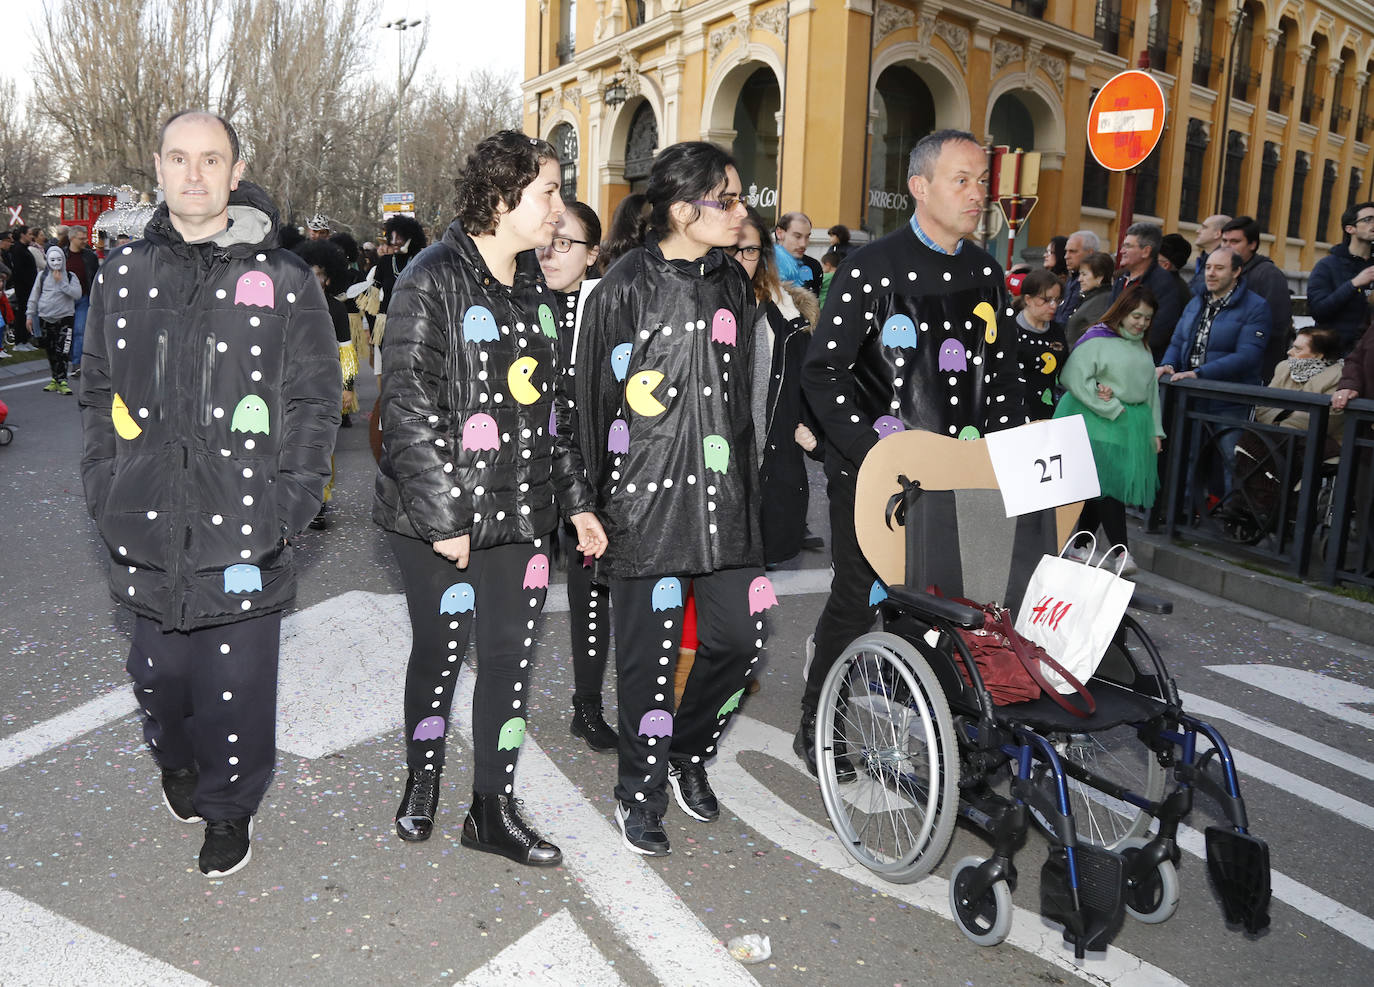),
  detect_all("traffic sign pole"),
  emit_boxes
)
[1086,69,1166,261]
